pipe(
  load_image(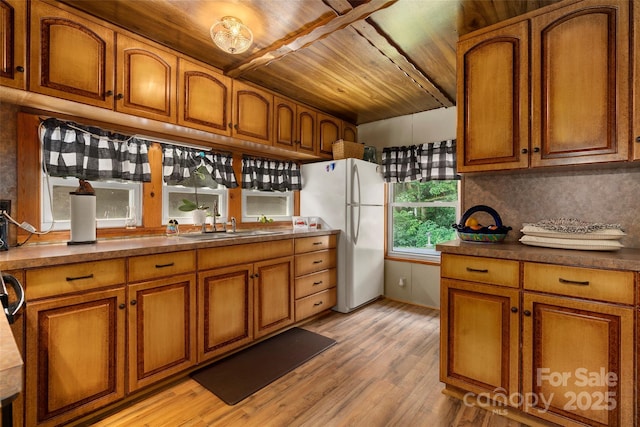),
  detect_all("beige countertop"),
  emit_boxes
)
[437,240,640,271]
[0,229,339,271]
[0,313,22,405]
